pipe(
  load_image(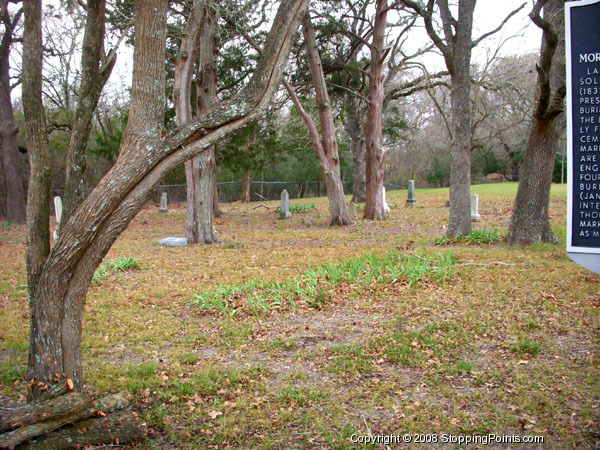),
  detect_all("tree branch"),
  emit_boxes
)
[471,2,526,48]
